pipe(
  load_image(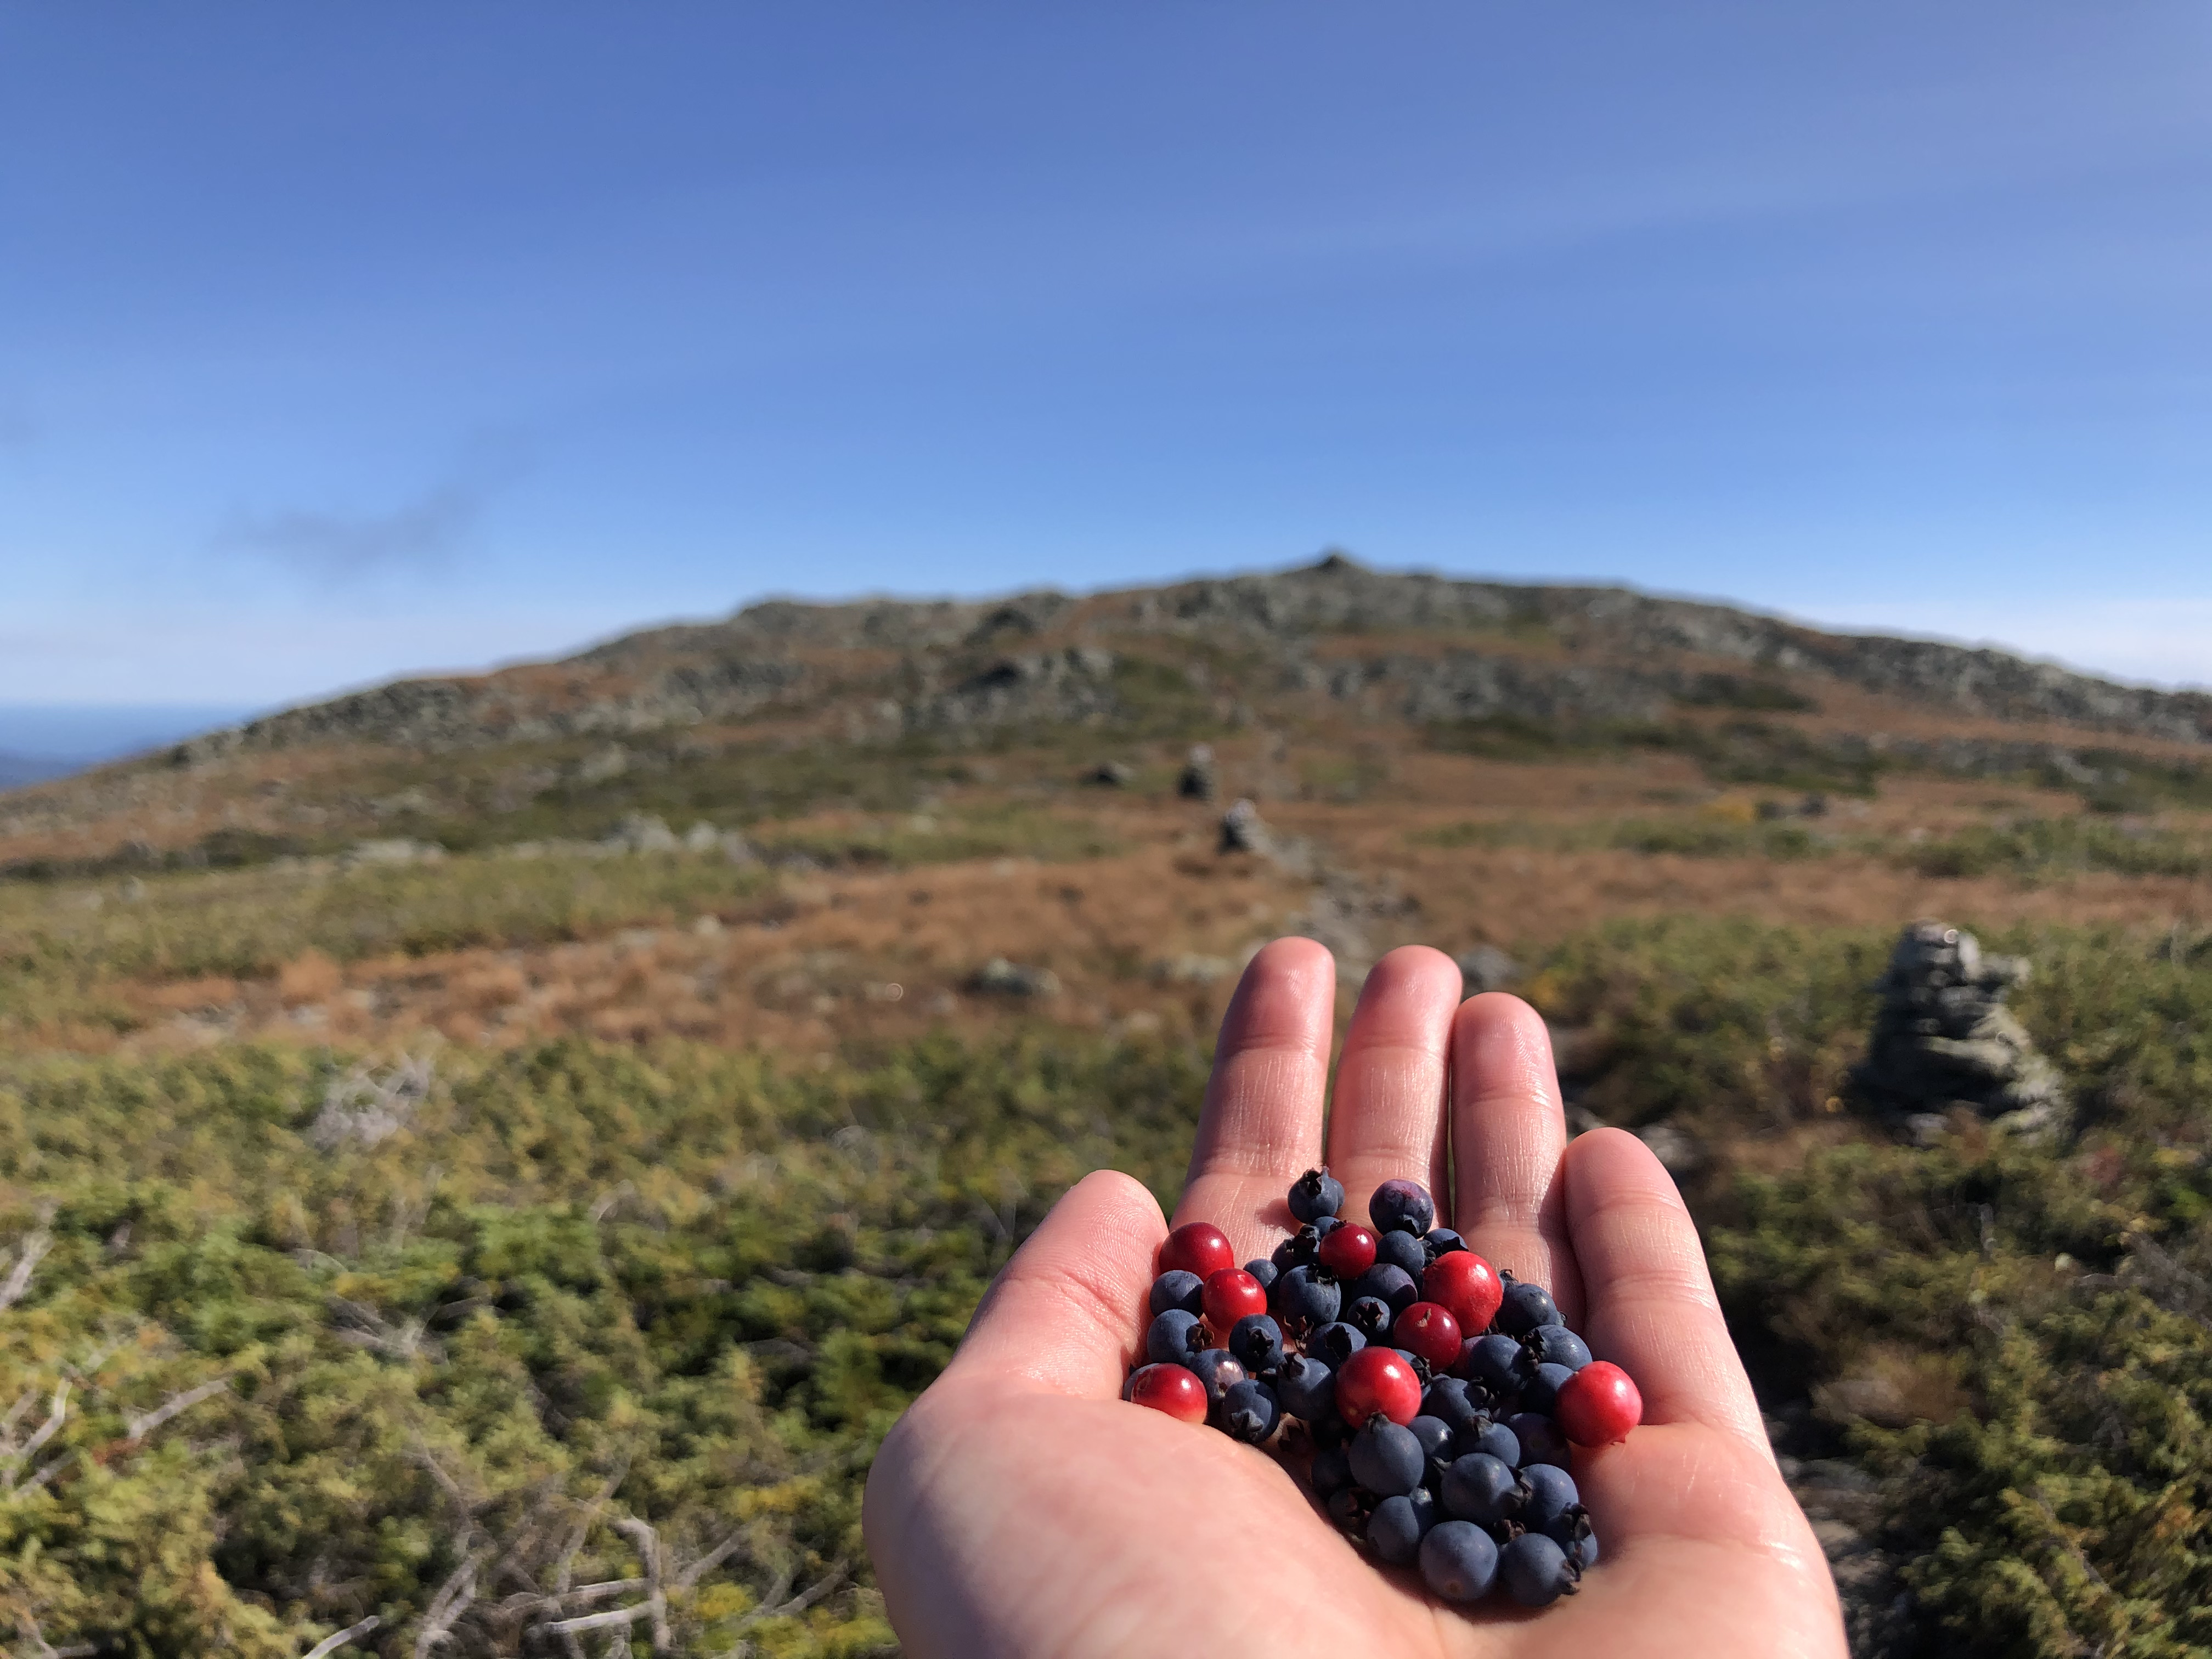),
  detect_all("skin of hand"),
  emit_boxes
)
[864,940,1849,1657]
